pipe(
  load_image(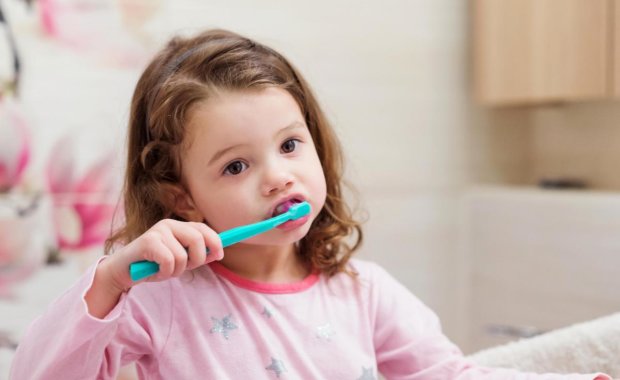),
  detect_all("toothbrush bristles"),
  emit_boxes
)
[289,201,311,220]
